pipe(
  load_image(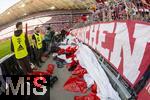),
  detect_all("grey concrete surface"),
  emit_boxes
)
[40,56,83,100]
